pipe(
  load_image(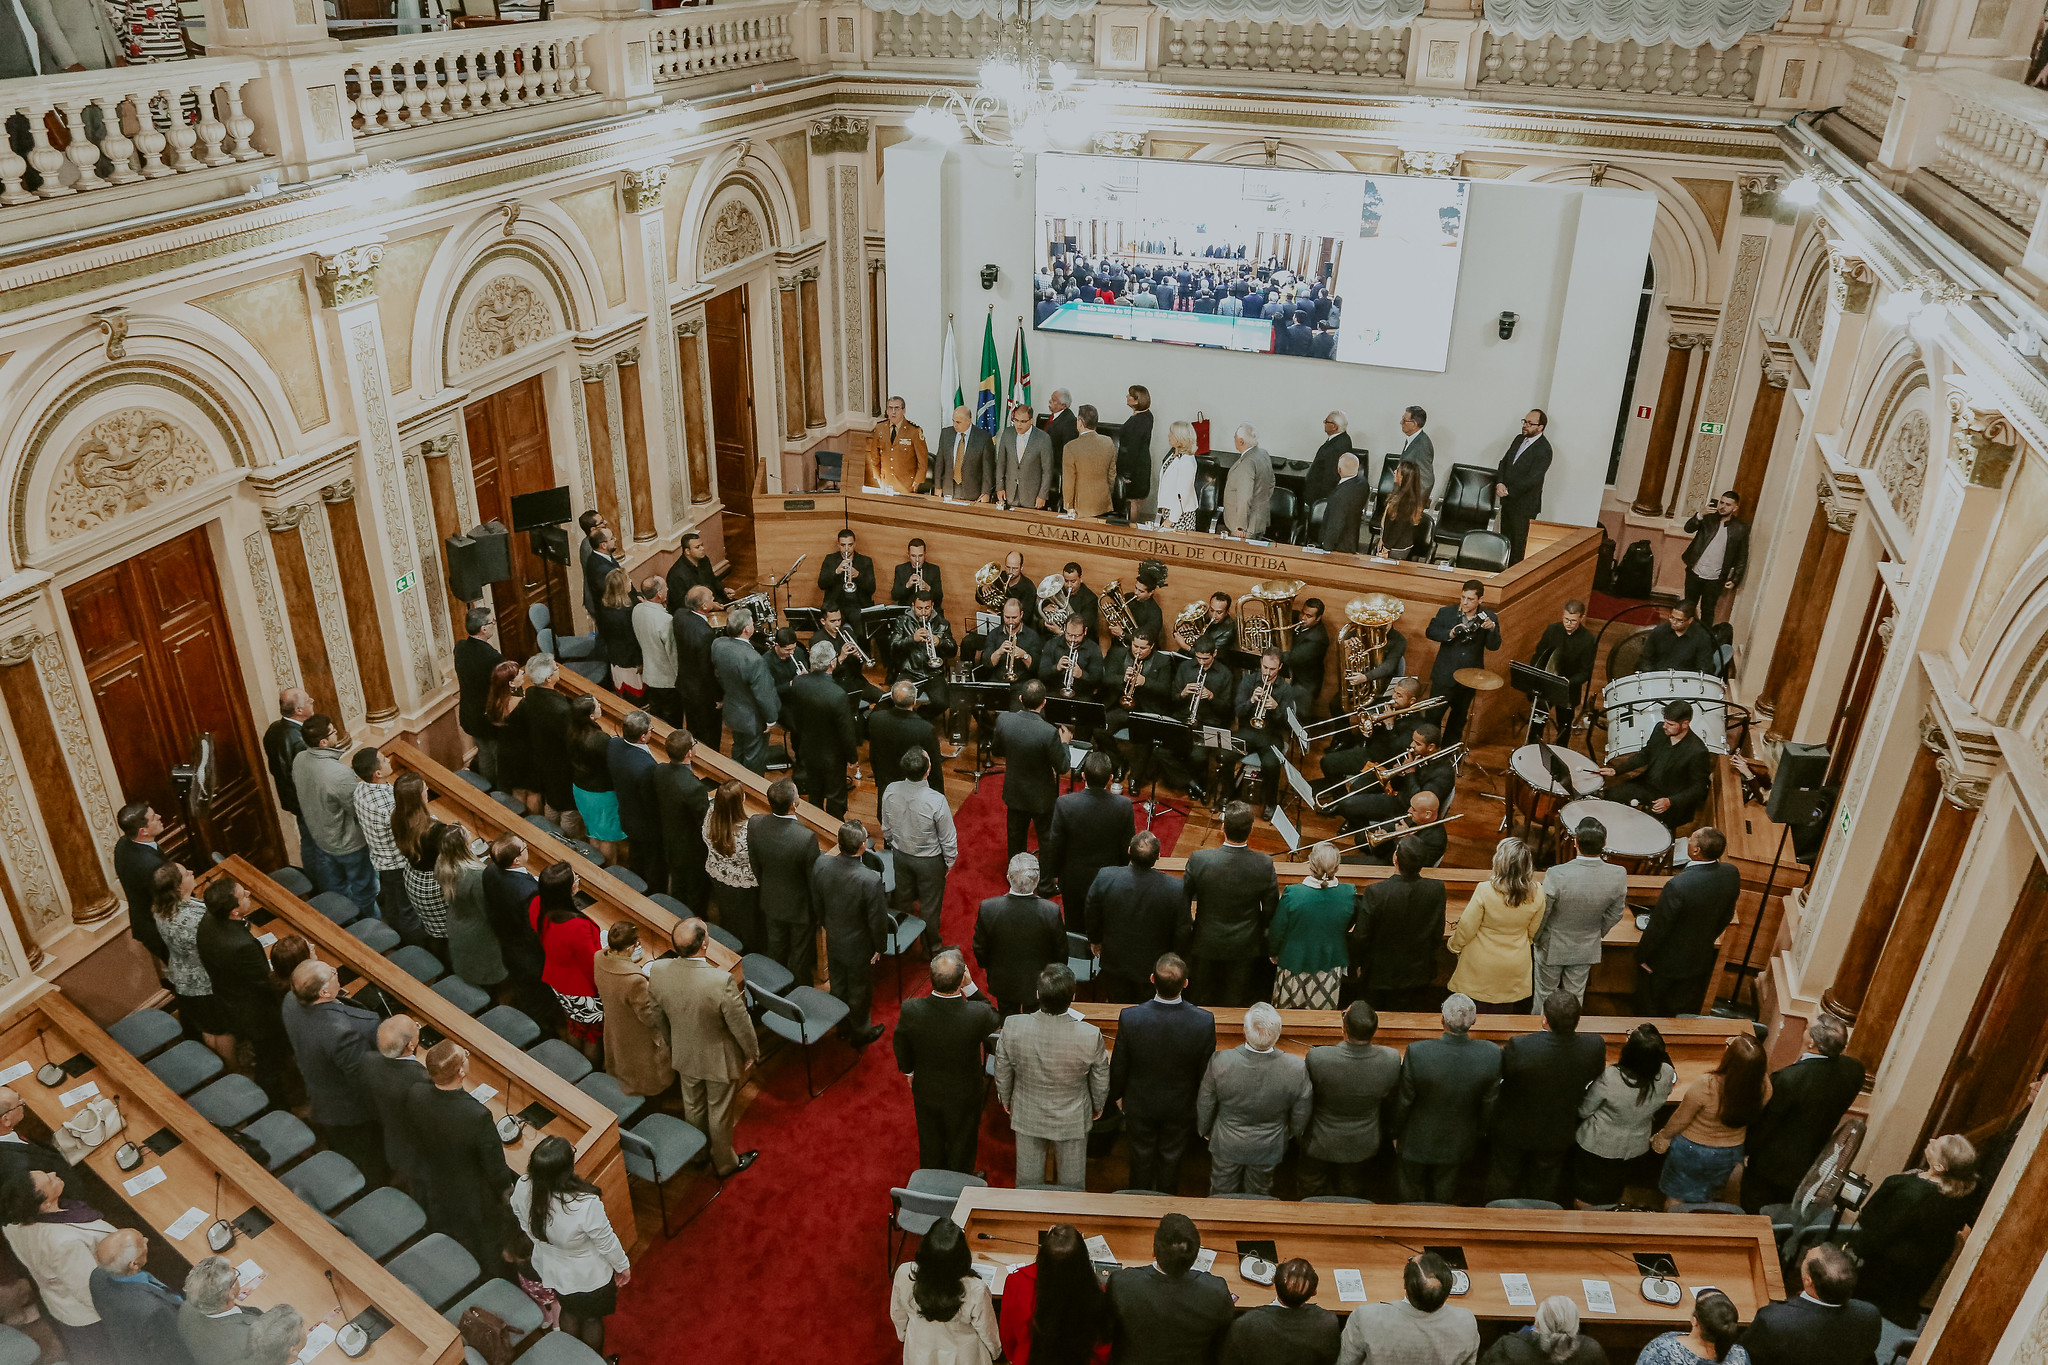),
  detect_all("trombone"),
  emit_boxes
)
[1315,742,1468,807]
[1296,693,1447,743]
[1330,812,1464,857]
